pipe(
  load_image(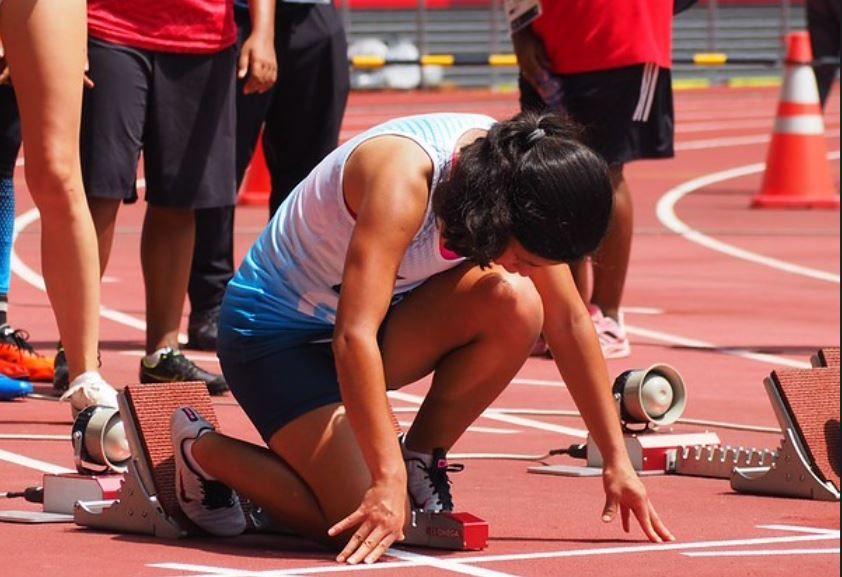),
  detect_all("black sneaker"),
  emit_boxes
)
[139,348,228,396]
[52,344,102,393]
[53,347,69,392]
[187,307,220,352]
